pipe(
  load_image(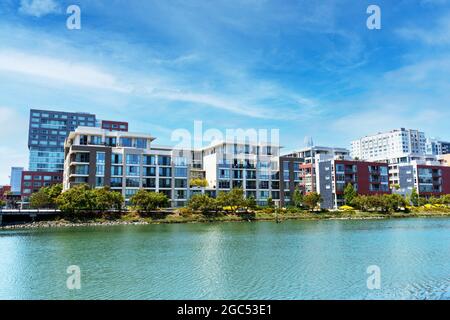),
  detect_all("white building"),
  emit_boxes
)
[351,128,427,162]
[350,128,434,186]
